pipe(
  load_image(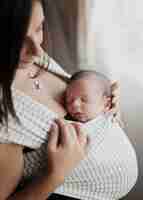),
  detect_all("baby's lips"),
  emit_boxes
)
[76,112,86,118]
